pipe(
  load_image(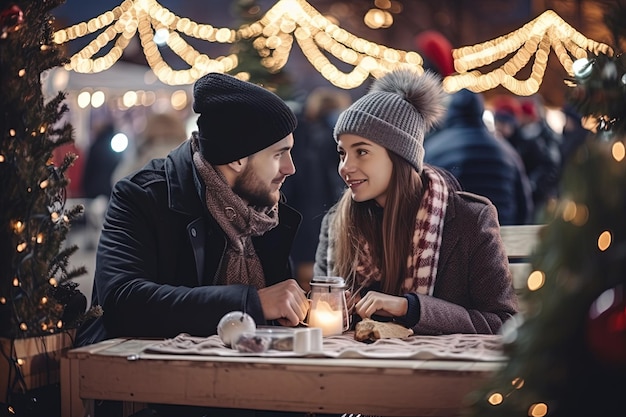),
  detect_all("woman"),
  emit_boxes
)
[314,69,518,335]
